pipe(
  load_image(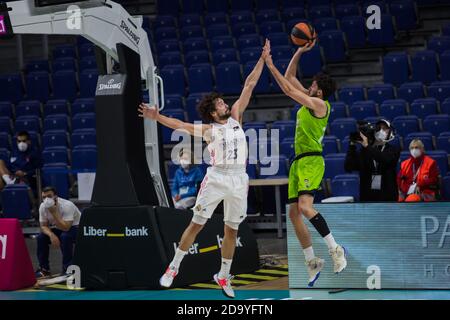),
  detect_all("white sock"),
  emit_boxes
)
[324,234,338,251]
[2,174,14,184]
[218,258,233,279]
[169,248,187,269]
[303,246,315,262]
